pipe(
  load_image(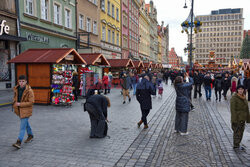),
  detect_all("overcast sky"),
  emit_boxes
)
[145,0,250,62]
